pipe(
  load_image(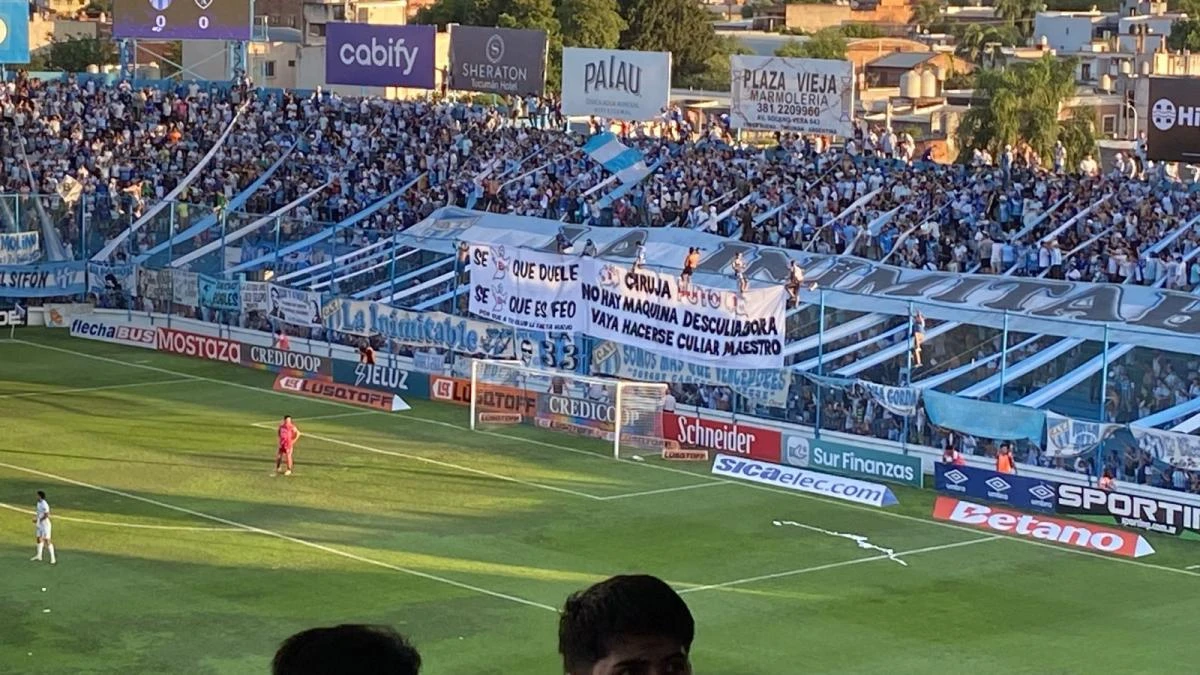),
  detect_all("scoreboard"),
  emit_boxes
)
[113,0,252,40]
